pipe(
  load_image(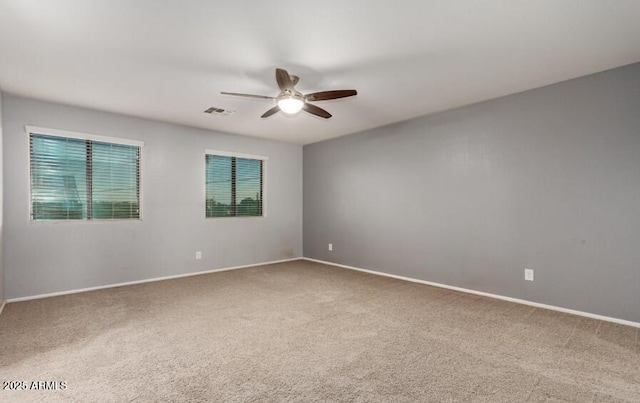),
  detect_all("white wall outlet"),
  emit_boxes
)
[328,243,333,251]
[195,251,202,260]
[524,268,534,281]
